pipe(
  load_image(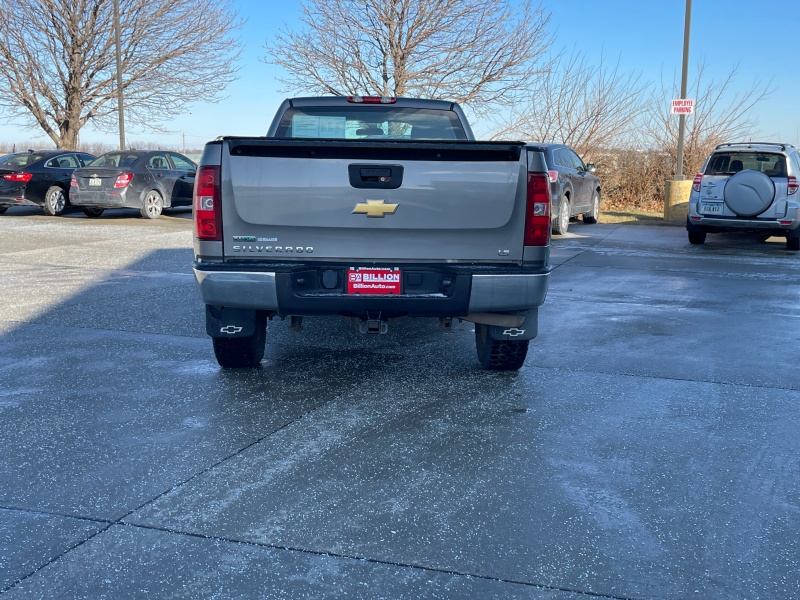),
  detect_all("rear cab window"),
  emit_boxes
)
[273,107,469,140]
